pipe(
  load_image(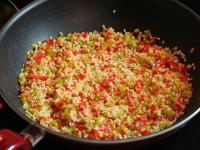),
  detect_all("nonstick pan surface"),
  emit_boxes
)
[0,0,199,149]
